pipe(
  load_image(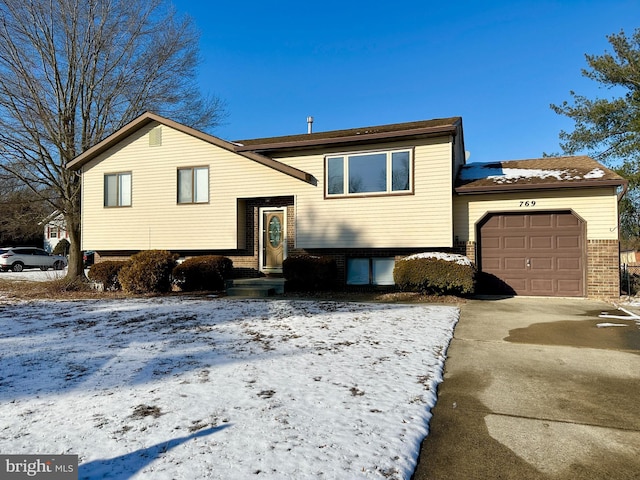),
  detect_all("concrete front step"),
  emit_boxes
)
[226,286,276,297]
[226,278,285,297]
